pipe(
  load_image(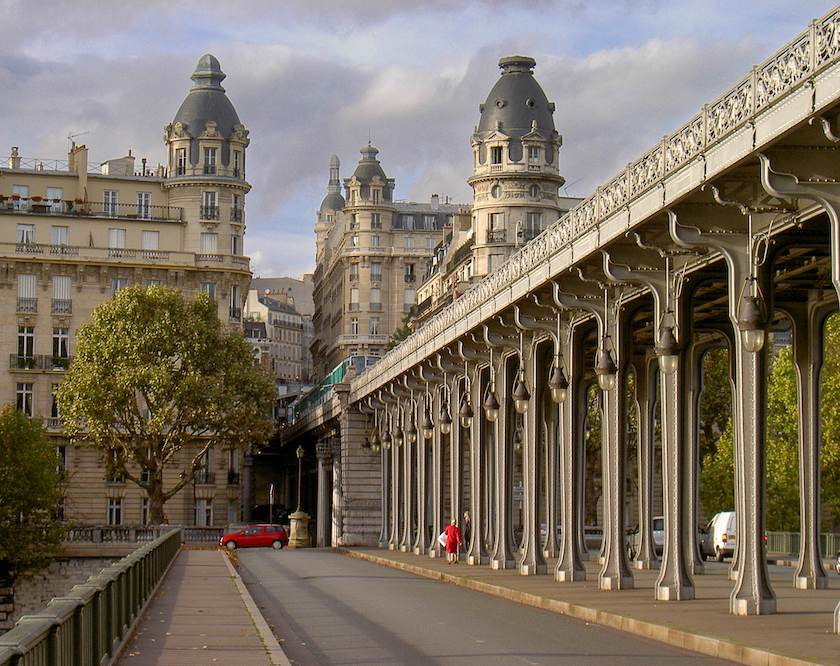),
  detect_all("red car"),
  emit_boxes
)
[220,524,289,550]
